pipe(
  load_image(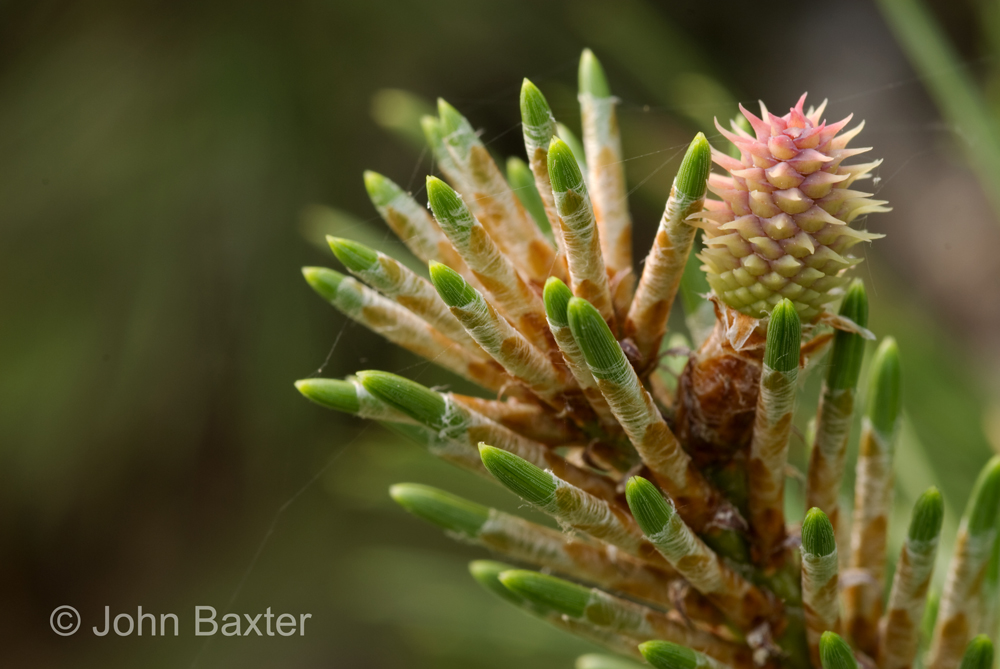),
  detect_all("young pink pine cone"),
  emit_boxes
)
[698,94,888,321]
